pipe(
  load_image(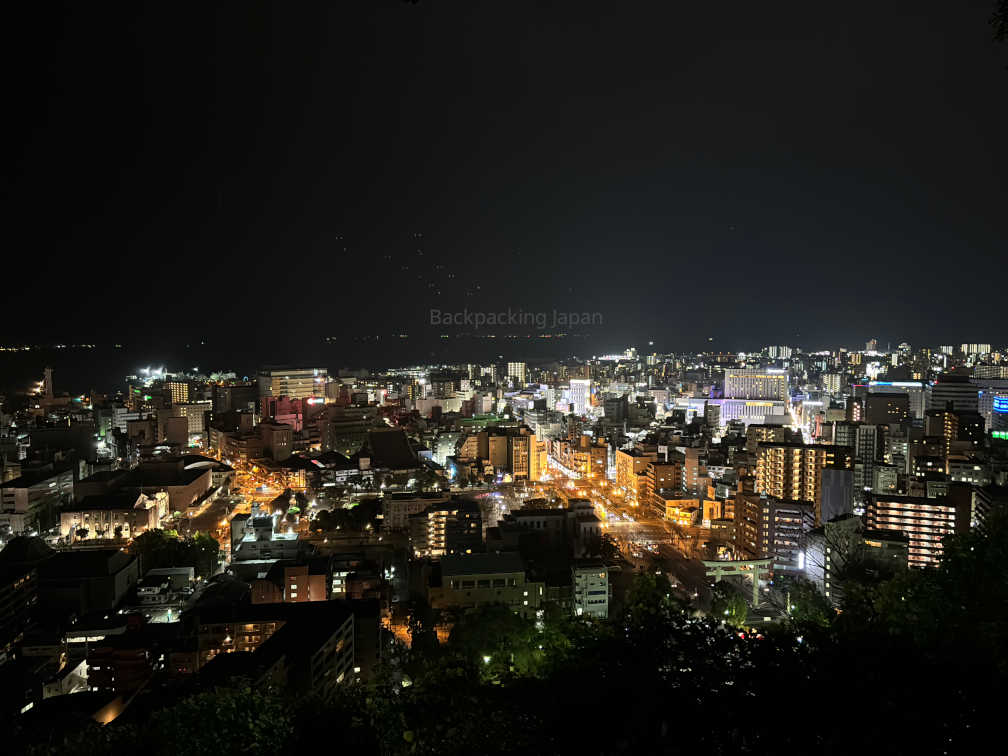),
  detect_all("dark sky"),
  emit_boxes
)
[6,1,1007,363]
